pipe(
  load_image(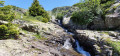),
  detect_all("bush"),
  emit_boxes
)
[72,0,115,25]
[71,10,95,25]
[24,11,29,16]
[34,34,47,40]
[42,18,48,23]
[35,16,48,23]
[71,0,101,25]
[41,11,50,20]
[105,38,120,56]
[0,25,8,39]
[0,14,15,21]
[101,0,115,14]
[0,5,15,21]
[6,23,19,37]
[100,0,115,4]
[56,13,64,20]
[35,16,43,20]
[0,23,19,39]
